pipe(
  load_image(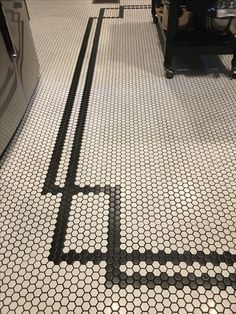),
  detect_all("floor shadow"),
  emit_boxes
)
[173,55,231,78]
